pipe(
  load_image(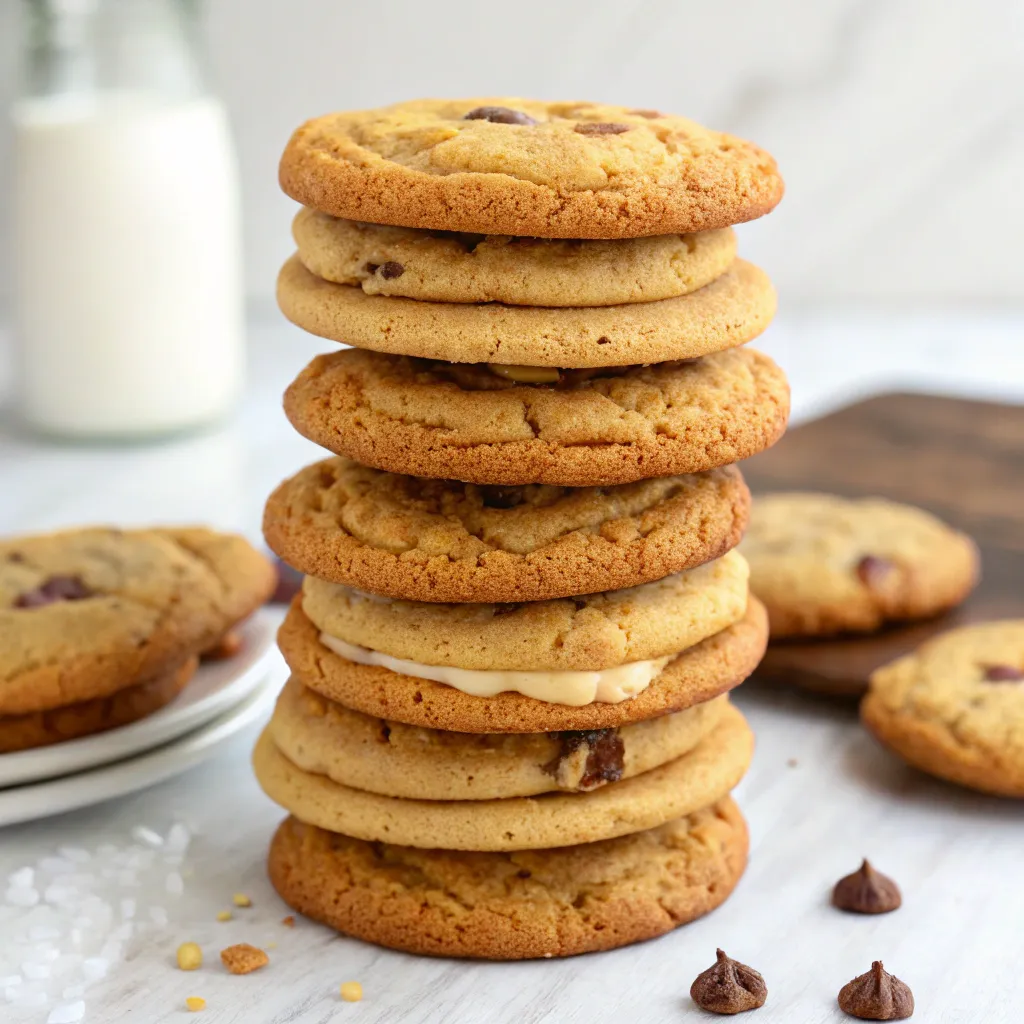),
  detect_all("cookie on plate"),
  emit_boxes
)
[283,347,789,487]
[861,620,1024,796]
[268,799,748,959]
[264,457,750,603]
[279,98,783,238]
[0,527,275,715]
[278,588,767,734]
[740,493,979,638]
[0,656,197,754]
[271,676,730,800]
[253,703,752,849]
[277,255,775,367]
[293,209,737,306]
